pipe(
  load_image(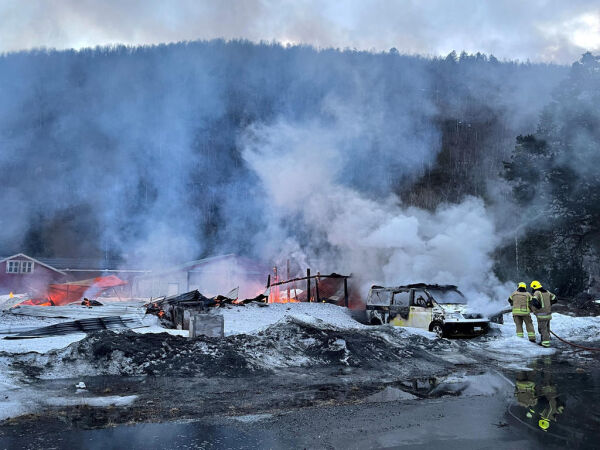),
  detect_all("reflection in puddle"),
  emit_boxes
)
[508,356,600,445]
